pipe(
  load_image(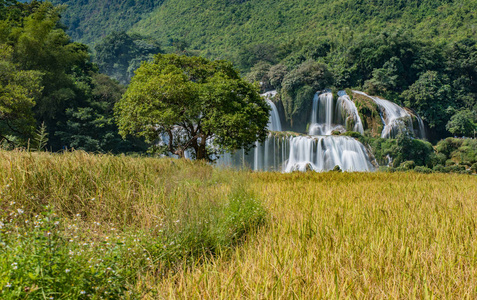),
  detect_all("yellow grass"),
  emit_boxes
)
[2,150,477,298]
[151,171,477,299]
